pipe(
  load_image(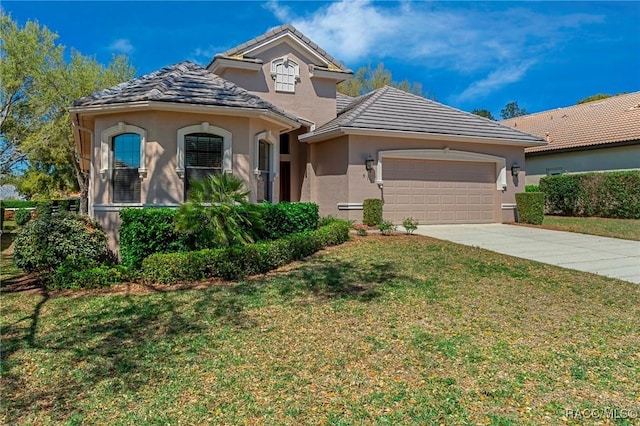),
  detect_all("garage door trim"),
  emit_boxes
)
[375,149,507,190]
